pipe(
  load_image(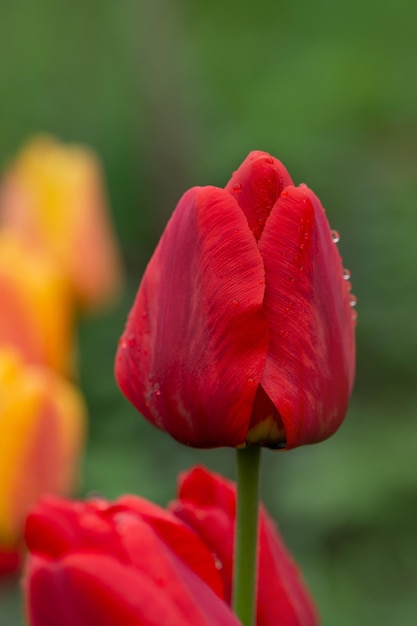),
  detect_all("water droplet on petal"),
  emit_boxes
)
[343,268,351,280]
[118,338,127,349]
[259,279,264,285]
[304,232,310,240]
[350,294,358,307]
[232,299,239,307]
[214,556,223,570]
[299,243,305,250]
[281,189,288,197]
[153,382,161,397]
[299,265,304,271]
[331,230,340,243]
[352,310,358,322]
[232,183,242,192]
[127,335,136,348]
[247,377,255,385]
